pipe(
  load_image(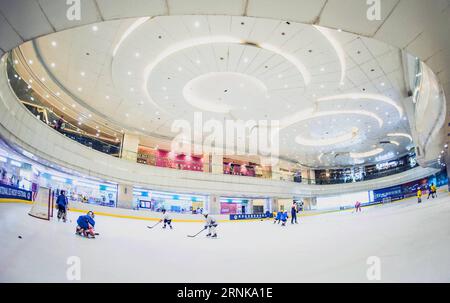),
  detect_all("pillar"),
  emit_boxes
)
[301,168,315,184]
[247,199,253,214]
[207,194,220,214]
[271,164,281,180]
[269,198,278,212]
[209,154,223,174]
[117,184,134,209]
[121,134,139,162]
